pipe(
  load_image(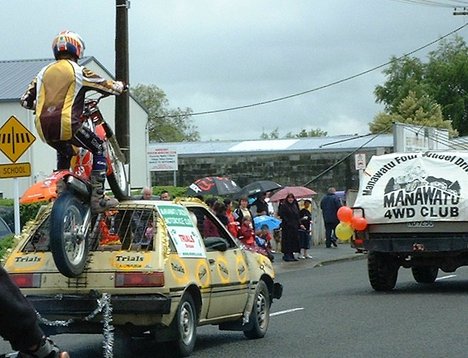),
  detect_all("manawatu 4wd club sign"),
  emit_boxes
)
[354,152,468,223]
